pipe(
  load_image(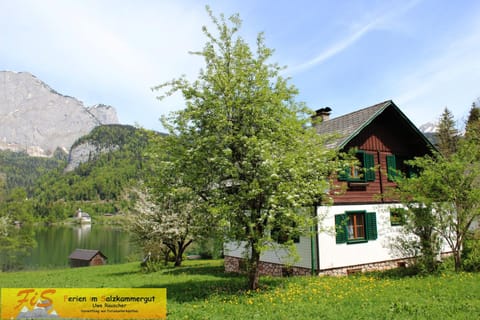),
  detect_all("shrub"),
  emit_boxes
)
[462,231,480,272]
